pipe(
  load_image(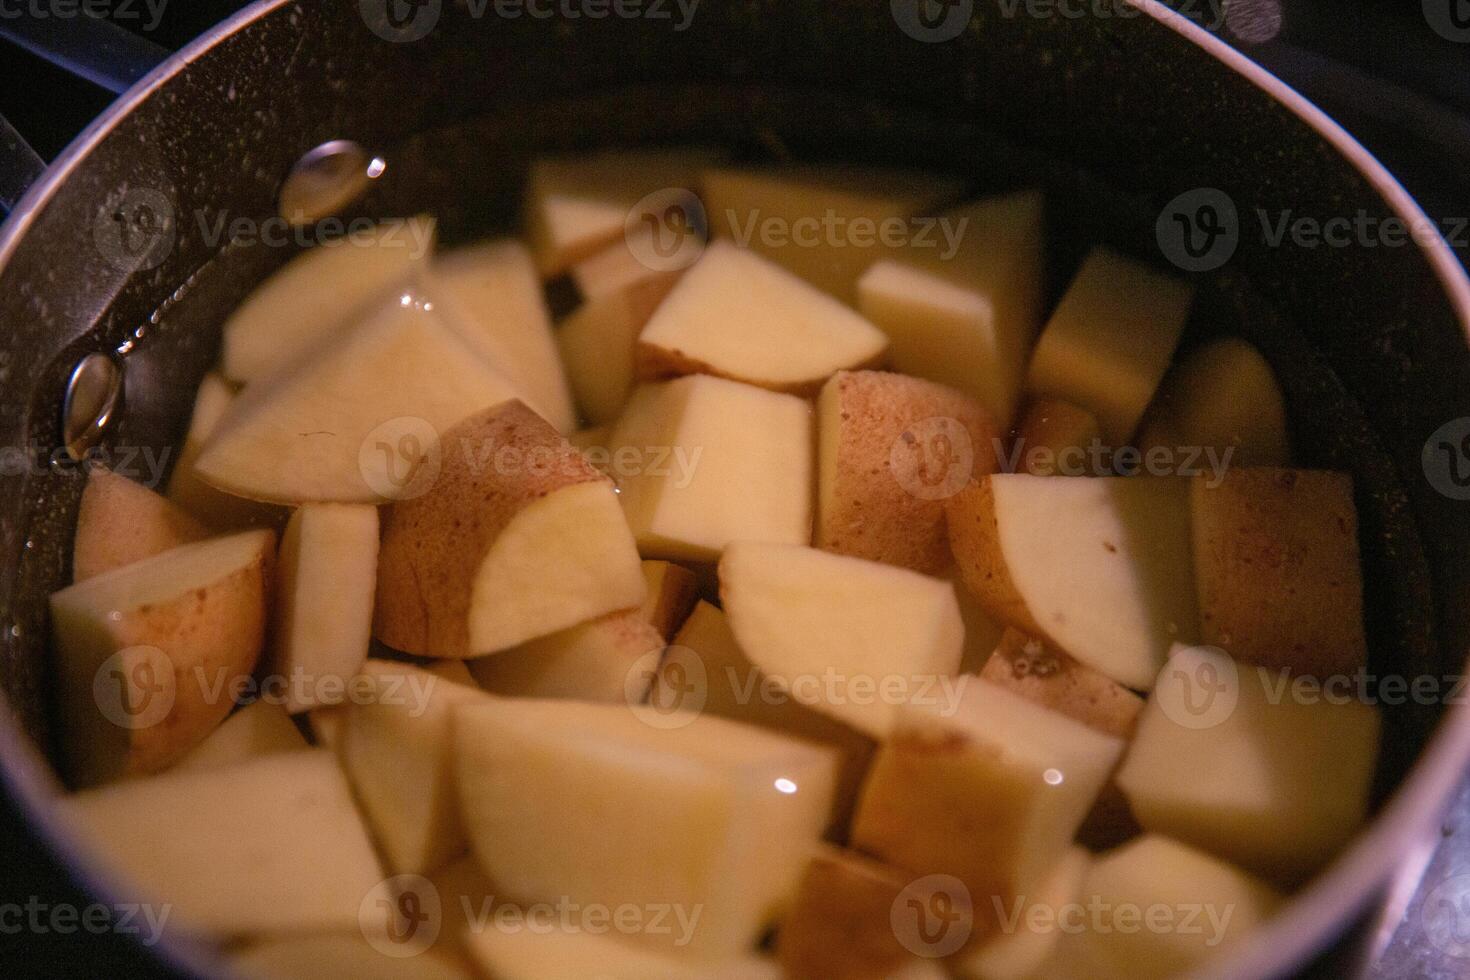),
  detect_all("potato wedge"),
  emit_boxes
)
[165,372,288,530]
[468,610,665,704]
[73,467,208,581]
[559,271,681,423]
[176,700,306,770]
[1012,397,1106,477]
